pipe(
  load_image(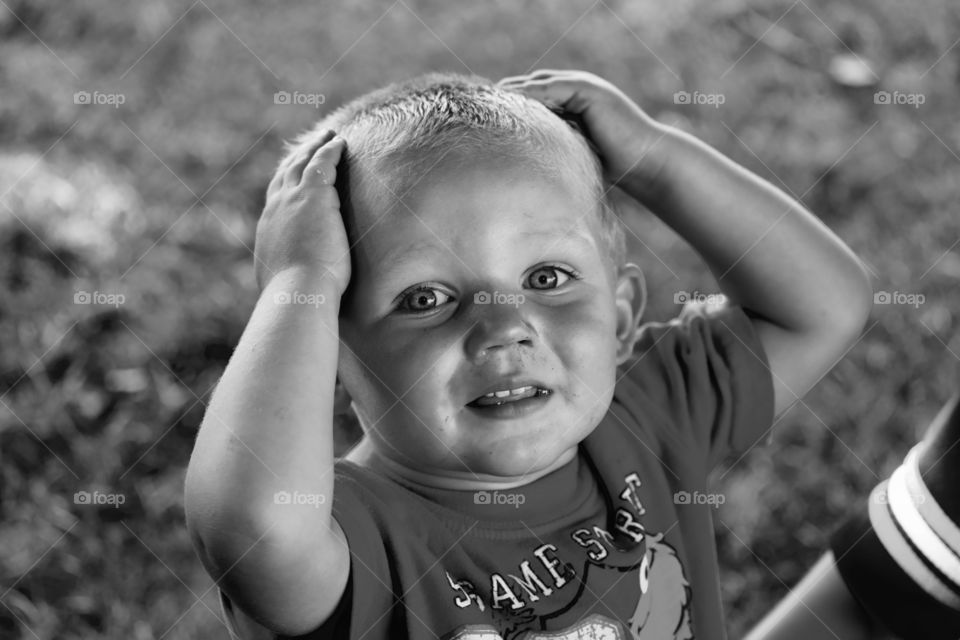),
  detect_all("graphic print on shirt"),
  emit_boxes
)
[443,472,693,640]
